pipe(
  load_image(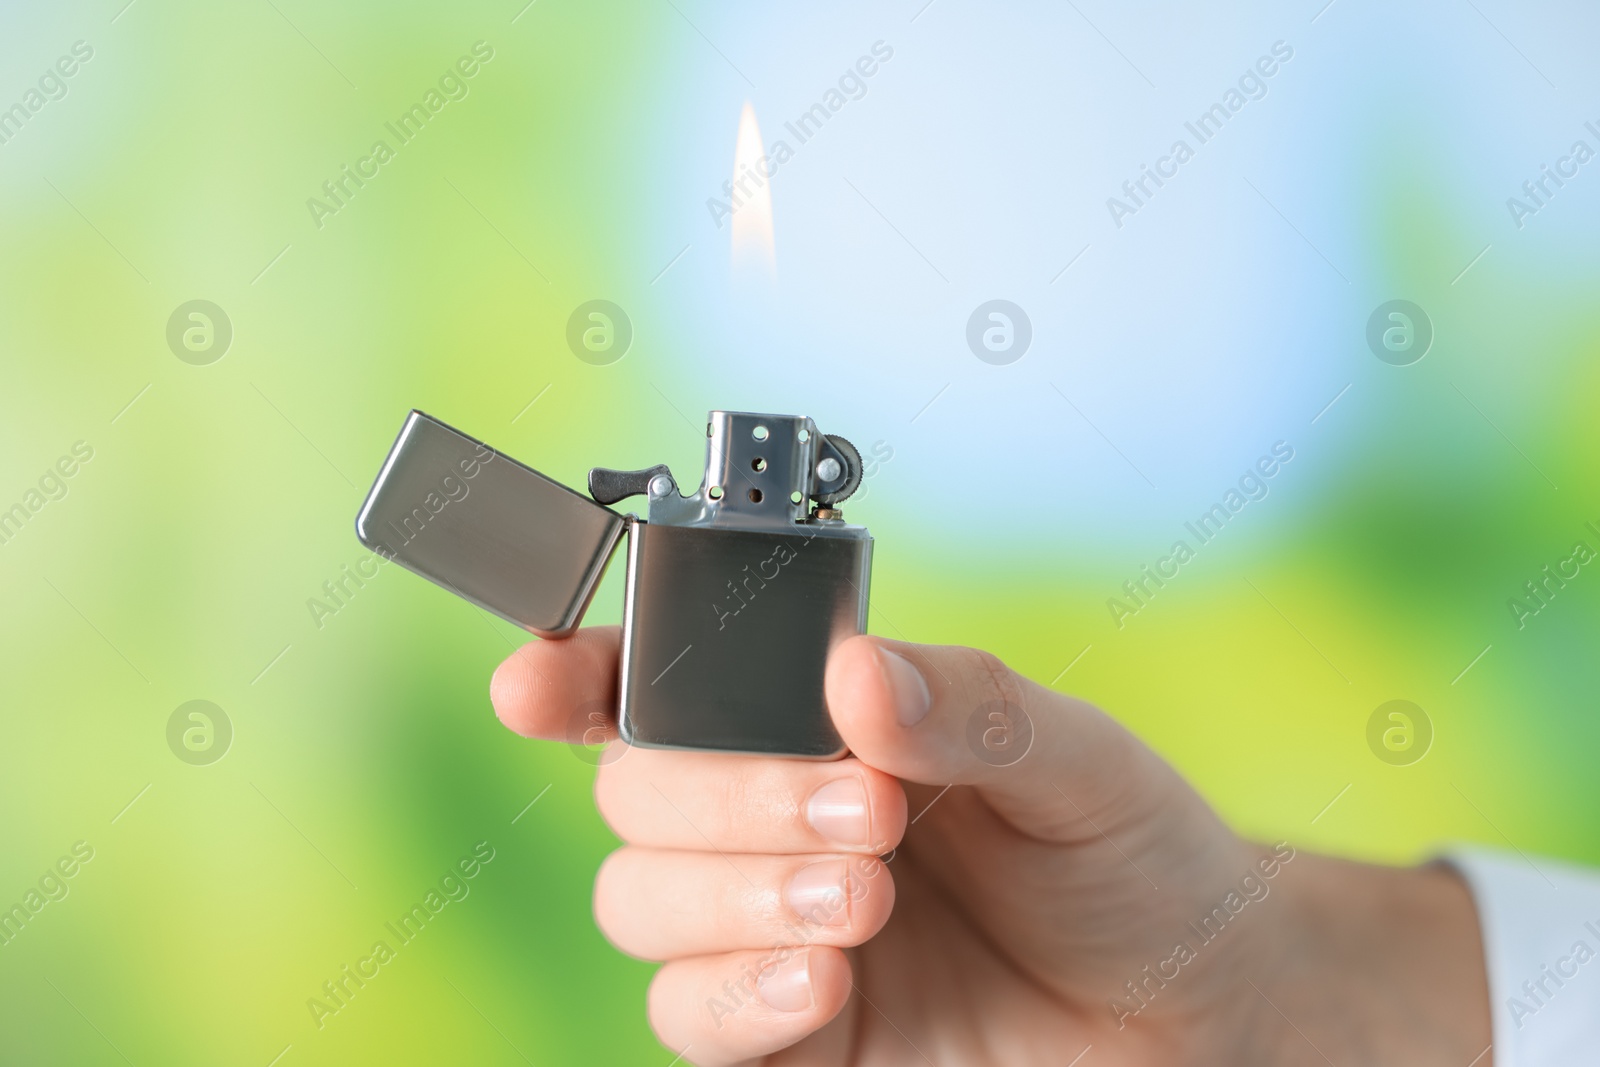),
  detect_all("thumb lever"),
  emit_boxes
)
[588,464,673,506]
